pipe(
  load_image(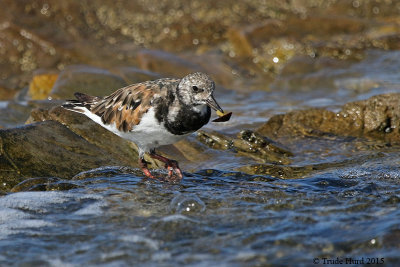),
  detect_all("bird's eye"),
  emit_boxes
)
[192,86,203,93]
